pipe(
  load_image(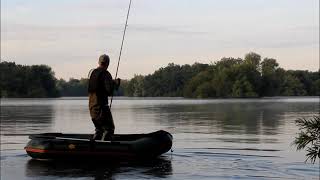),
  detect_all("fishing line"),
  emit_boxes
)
[110,0,132,109]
